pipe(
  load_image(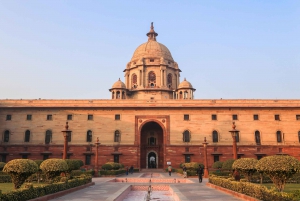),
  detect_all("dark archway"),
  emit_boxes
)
[140,121,164,169]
